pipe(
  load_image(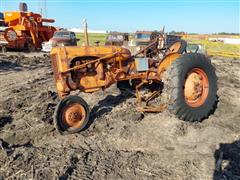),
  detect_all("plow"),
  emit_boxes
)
[50,29,218,134]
